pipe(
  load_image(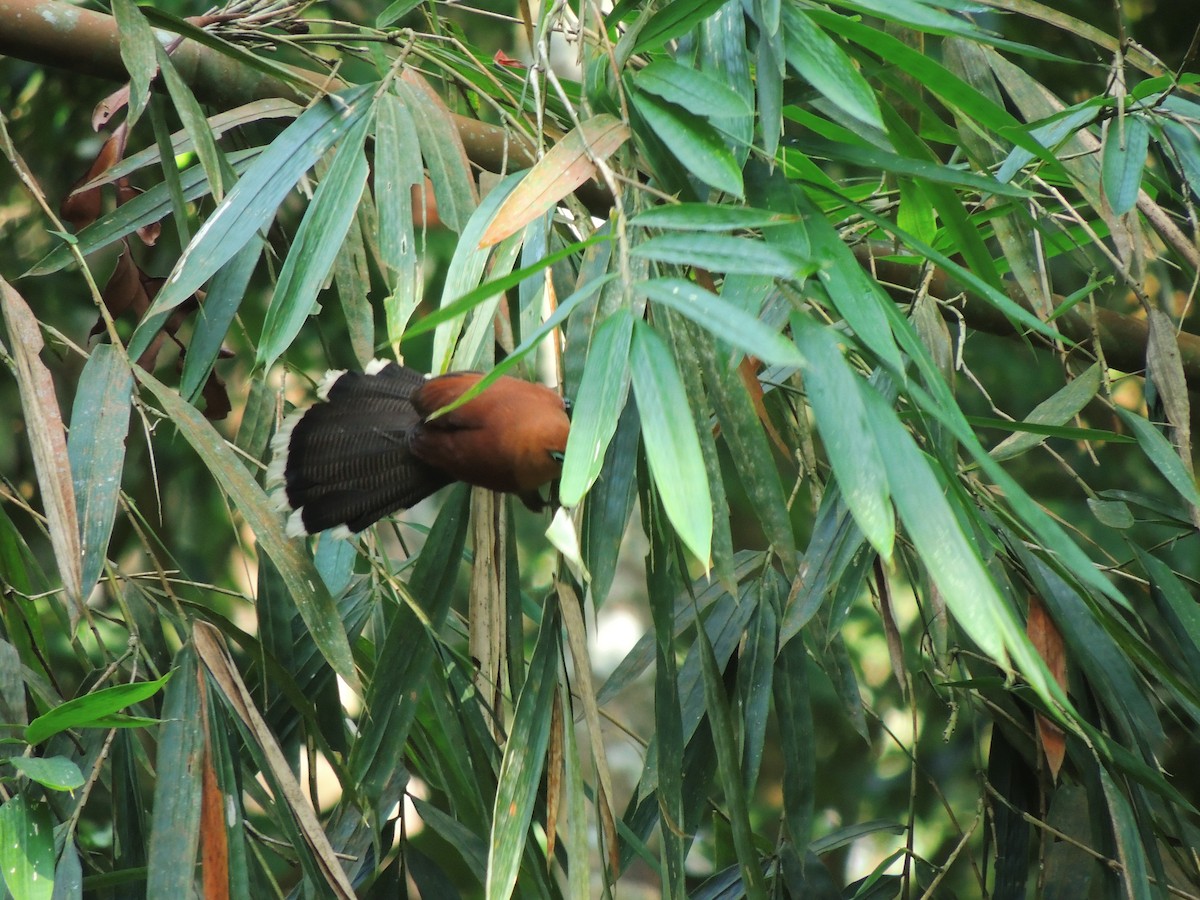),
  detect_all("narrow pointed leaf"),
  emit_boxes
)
[631,91,744,196]
[258,110,371,369]
[486,604,560,900]
[68,345,133,594]
[561,307,634,506]
[631,321,712,564]
[639,277,804,367]
[0,796,54,900]
[136,370,361,694]
[128,84,374,361]
[479,115,629,247]
[1103,115,1149,216]
[632,60,752,118]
